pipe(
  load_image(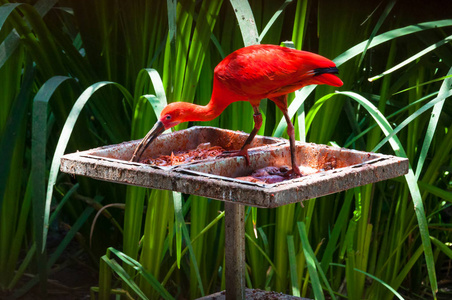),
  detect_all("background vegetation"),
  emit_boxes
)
[1,0,452,299]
